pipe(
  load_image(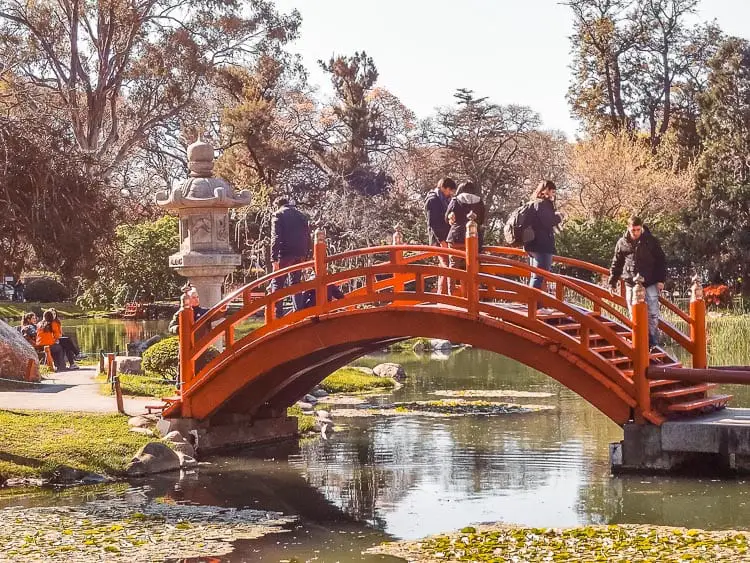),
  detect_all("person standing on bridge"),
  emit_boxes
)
[524,180,563,299]
[445,181,485,295]
[424,177,457,294]
[608,215,667,349]
[270,197,311,318]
